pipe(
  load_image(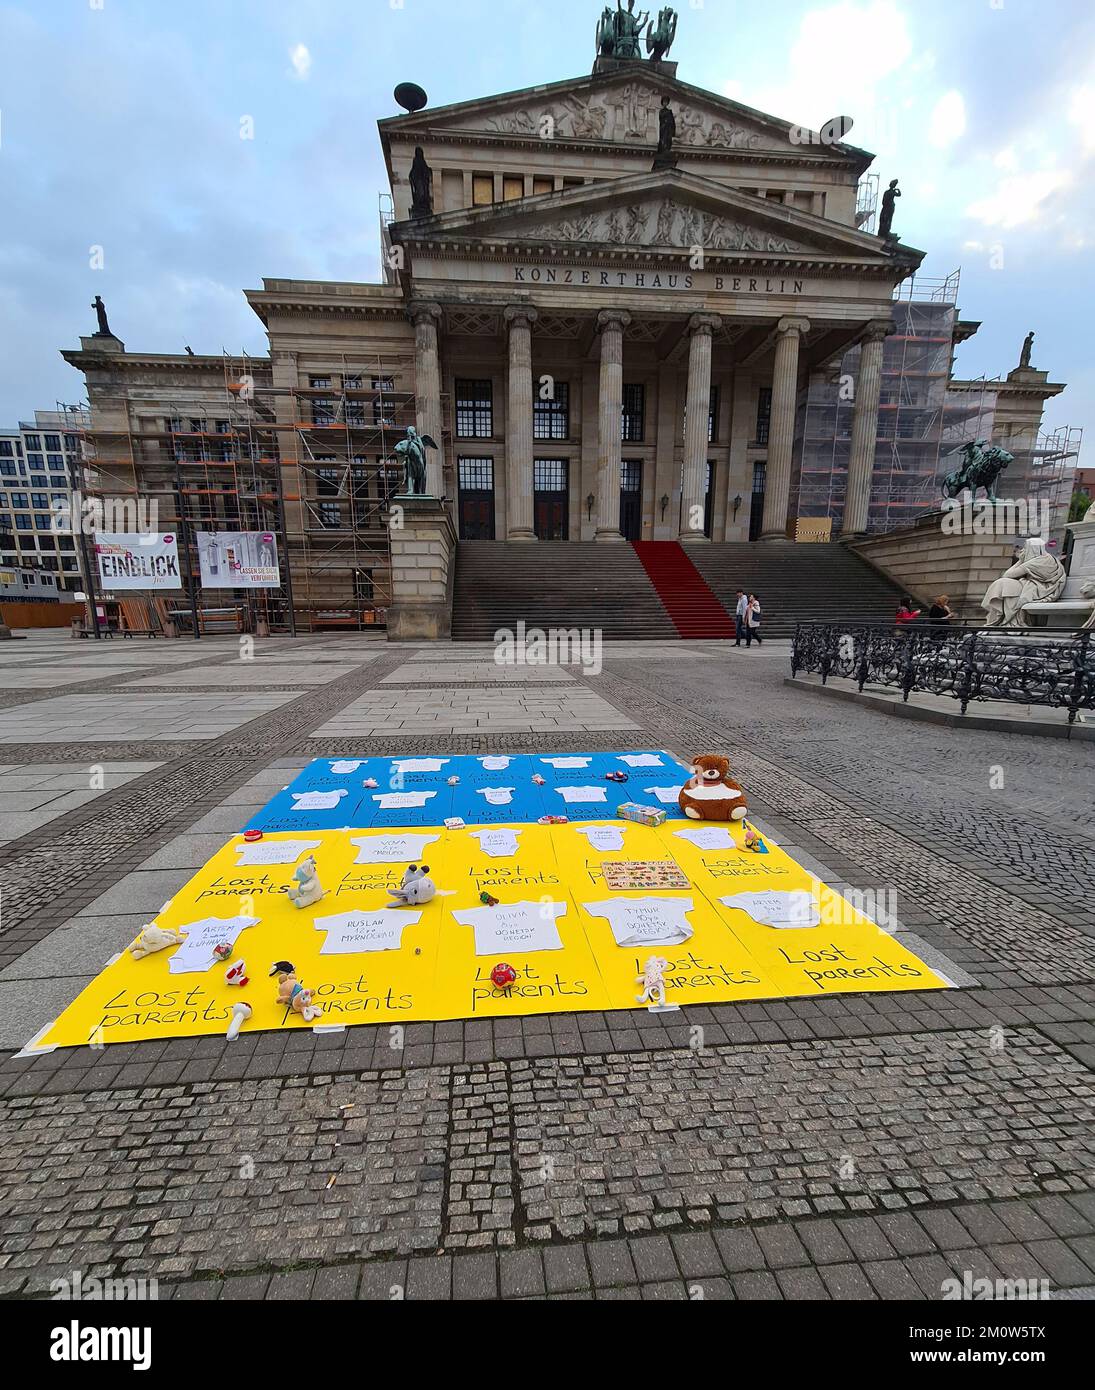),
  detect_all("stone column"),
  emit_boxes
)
[410,302,444,497]
[595,308,631,541]
[504,305,538,541]
[839,320,892,538]
[760,315,810,541]
[679,313,721,541]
